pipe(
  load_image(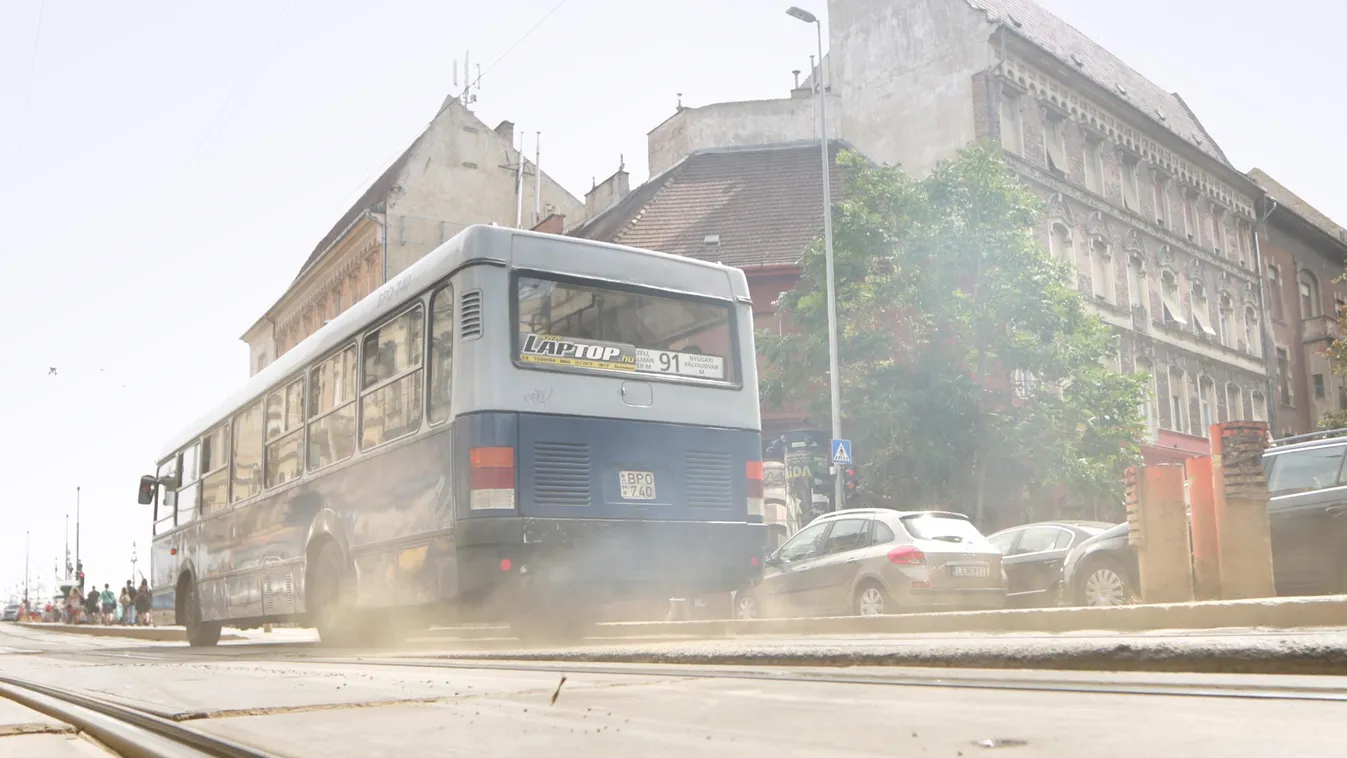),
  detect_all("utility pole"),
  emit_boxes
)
[64,513,70,581]
[24,531,30,604]
[75,487,81,589]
